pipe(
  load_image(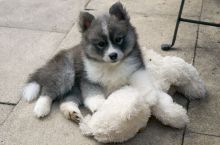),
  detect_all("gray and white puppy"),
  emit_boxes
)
[22,2,144,122]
